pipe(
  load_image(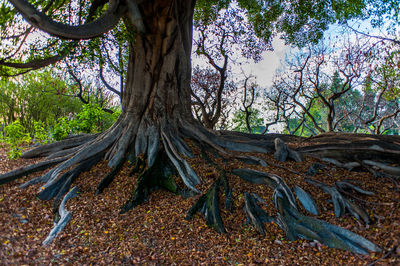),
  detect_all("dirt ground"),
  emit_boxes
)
[0,144,399,265]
